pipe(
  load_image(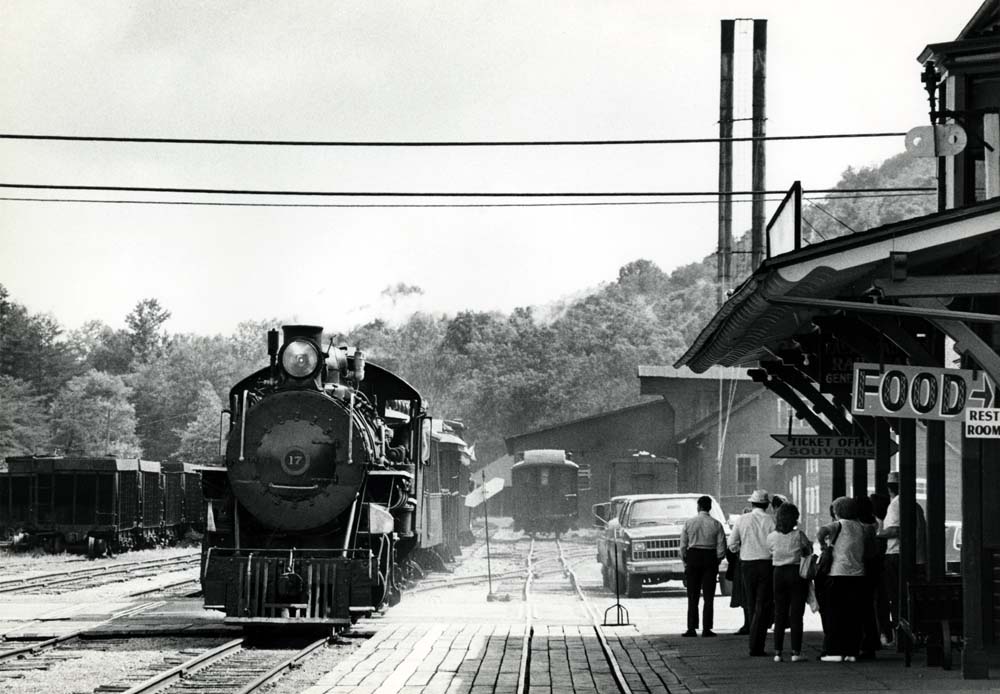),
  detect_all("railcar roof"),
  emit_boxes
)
[4,456,162,472]
[512,449,578,470]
